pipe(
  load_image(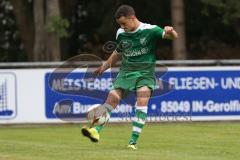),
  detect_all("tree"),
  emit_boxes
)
[33,0,45,60]
[171,0,187,60]
[45,0,61,61]
[3,0,240,61]
[10,0,74,61]
[201,0,240,35]
[10,0,34,60]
